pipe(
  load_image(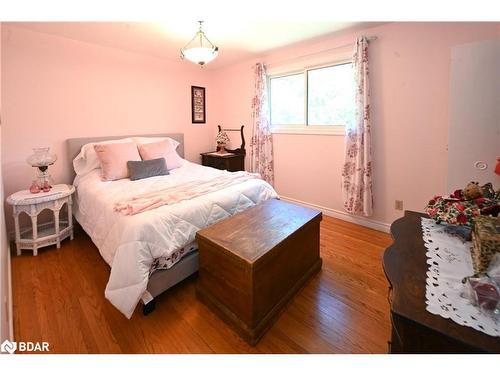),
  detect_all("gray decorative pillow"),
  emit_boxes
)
[127,158,169,181]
